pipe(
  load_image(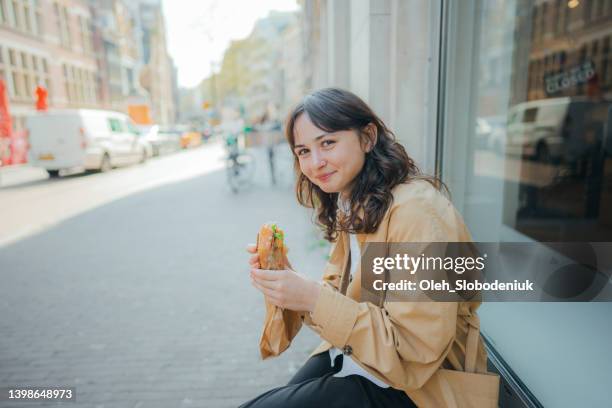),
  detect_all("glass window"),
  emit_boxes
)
[11,0,19,28]
[108,118,123,133]
[8,49,16,66]
[125,120,138,135]
[33,0,42,35]
[23,72,30,97]
[522,107,538,123]
[23,3,30,32]
[12,71,22,97]
[440,0,612,406]
[20,52,28,69]
[0,0,6,24]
